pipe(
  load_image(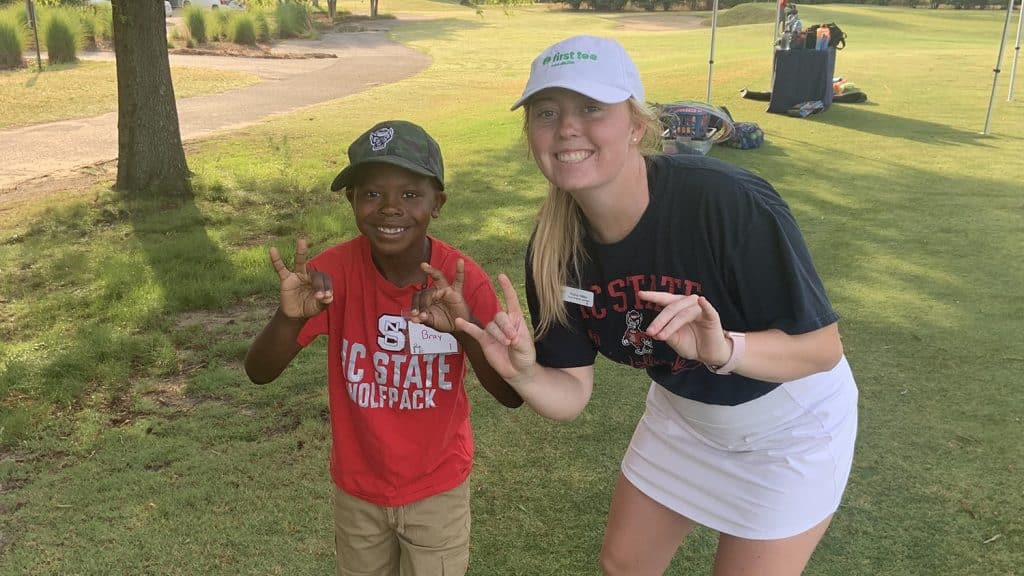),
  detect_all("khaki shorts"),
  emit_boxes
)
[333,478,471,576]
